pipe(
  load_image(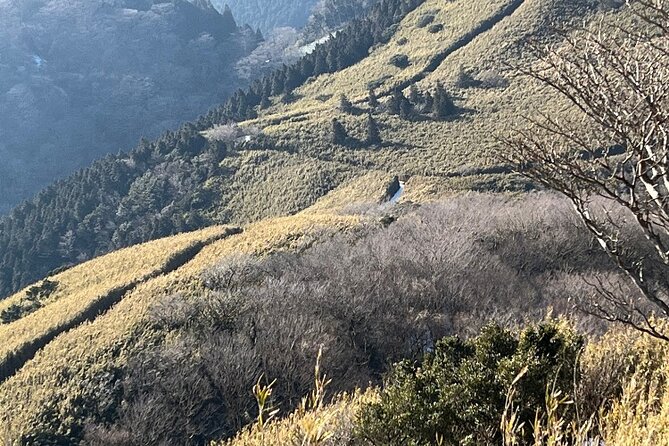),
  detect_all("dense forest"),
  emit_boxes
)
[0,0,261,214]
